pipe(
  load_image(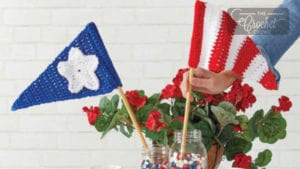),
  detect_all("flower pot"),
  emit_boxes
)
[207,142,225,169]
